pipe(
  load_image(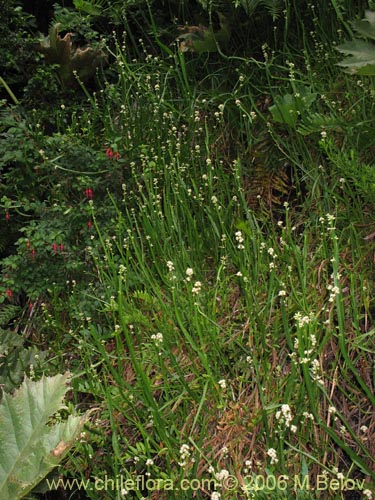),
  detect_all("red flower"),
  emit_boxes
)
[59,243,64,252]
[85,188,94,200]
[105,147,121,160]
[31,248,36,260]
[5,211,10,221]
[6,288,12,299]
[26,239,31,249]
[52,243,58,253]
[87,220,93,229]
